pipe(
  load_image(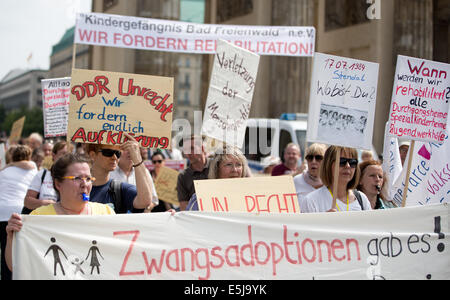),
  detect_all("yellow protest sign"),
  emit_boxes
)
[194,176,300,213]
[154,166,180,206]
[9,116,26,144]
[67,69,174,148]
